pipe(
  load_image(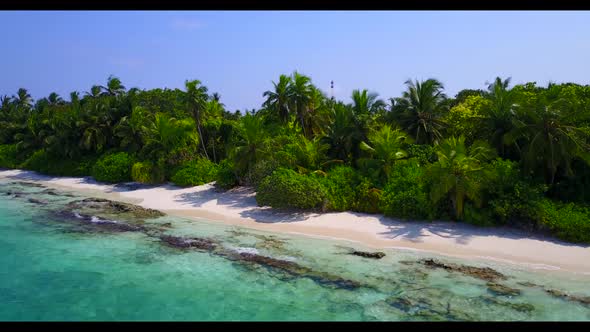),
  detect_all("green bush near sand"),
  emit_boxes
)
[0,144,19,169]
[171,158,218,187]
[20,149,97,177]
[91,152,133,183]
[131,161,165,184]
[256,168,327,210]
